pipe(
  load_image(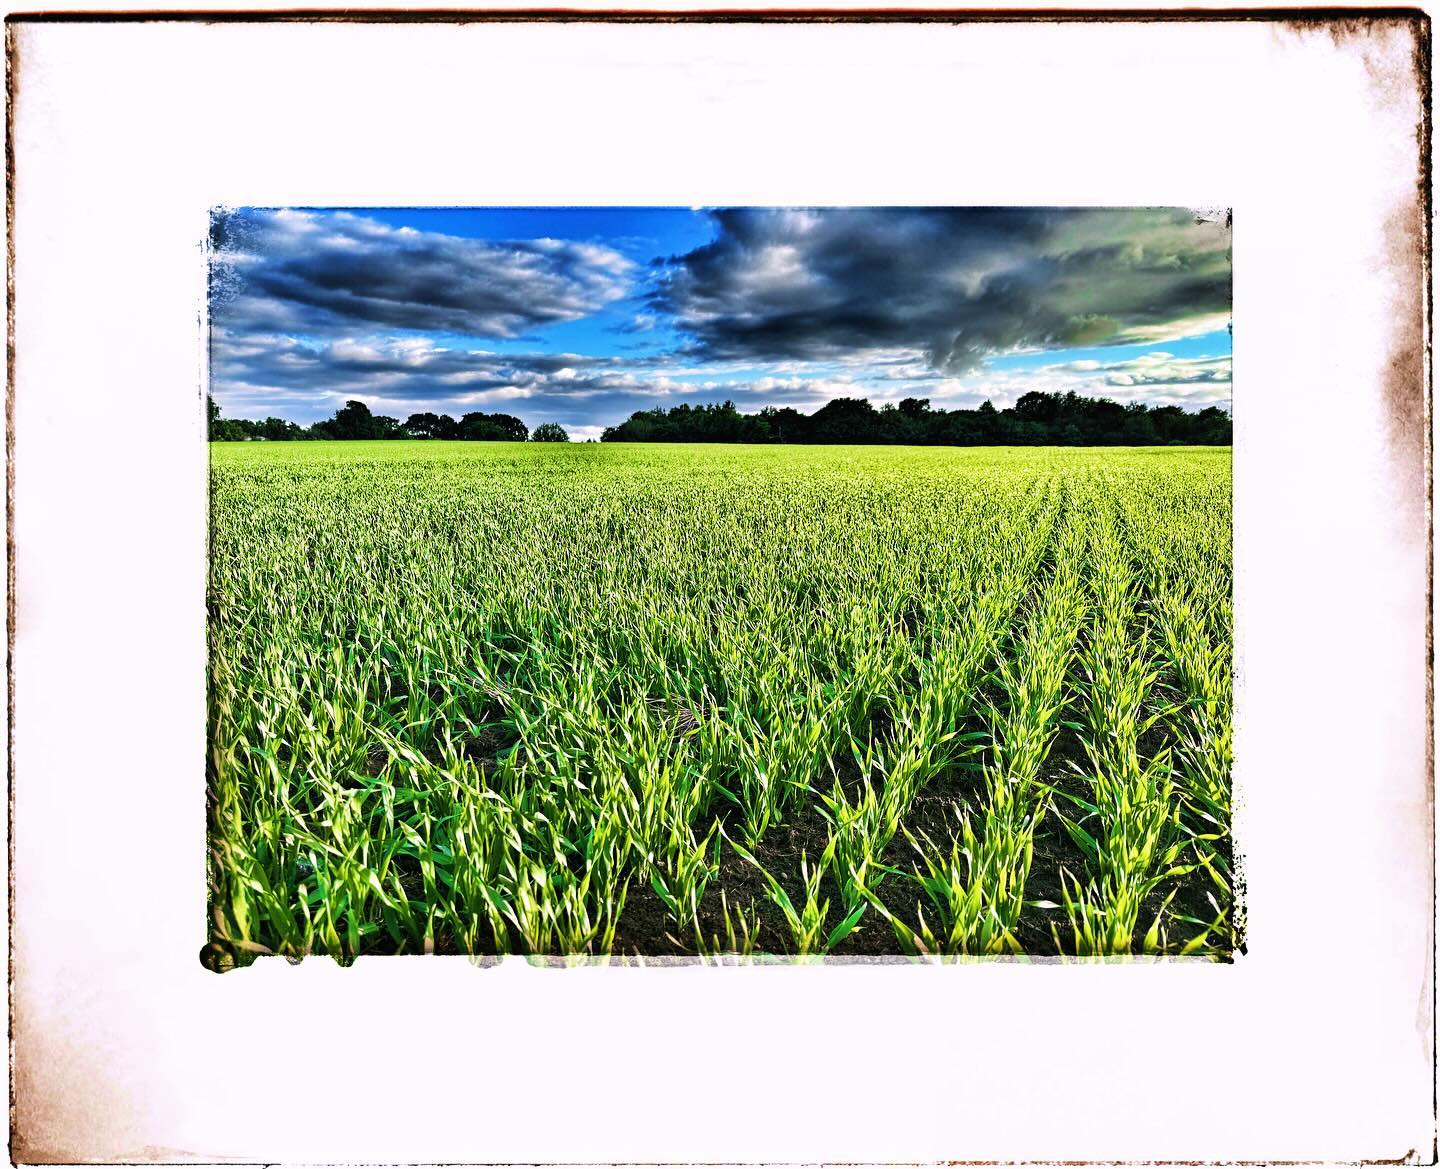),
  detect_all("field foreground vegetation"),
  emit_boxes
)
[207,442,1235,965]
